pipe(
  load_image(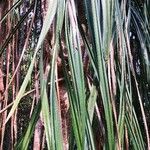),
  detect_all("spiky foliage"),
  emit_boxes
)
[0,0,149,149]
